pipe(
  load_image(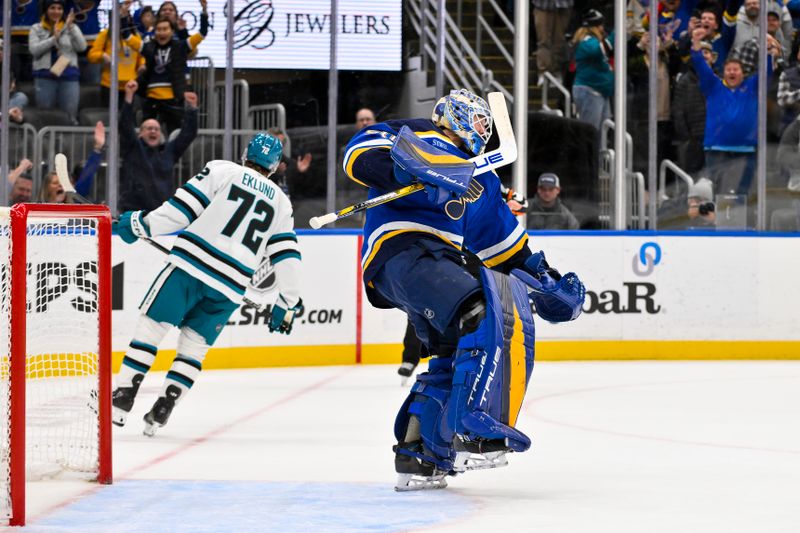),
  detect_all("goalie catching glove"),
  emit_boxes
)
[512,251,585,323]
[269,296,304,334]
[113,211,151,244]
